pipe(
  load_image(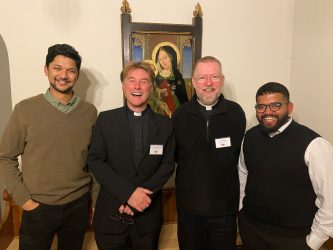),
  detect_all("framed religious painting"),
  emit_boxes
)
[121,0,203,117]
